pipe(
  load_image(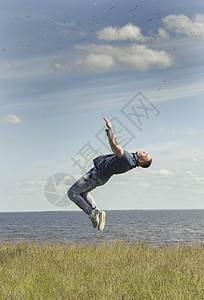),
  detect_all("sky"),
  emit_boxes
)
[0,0,204,212]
